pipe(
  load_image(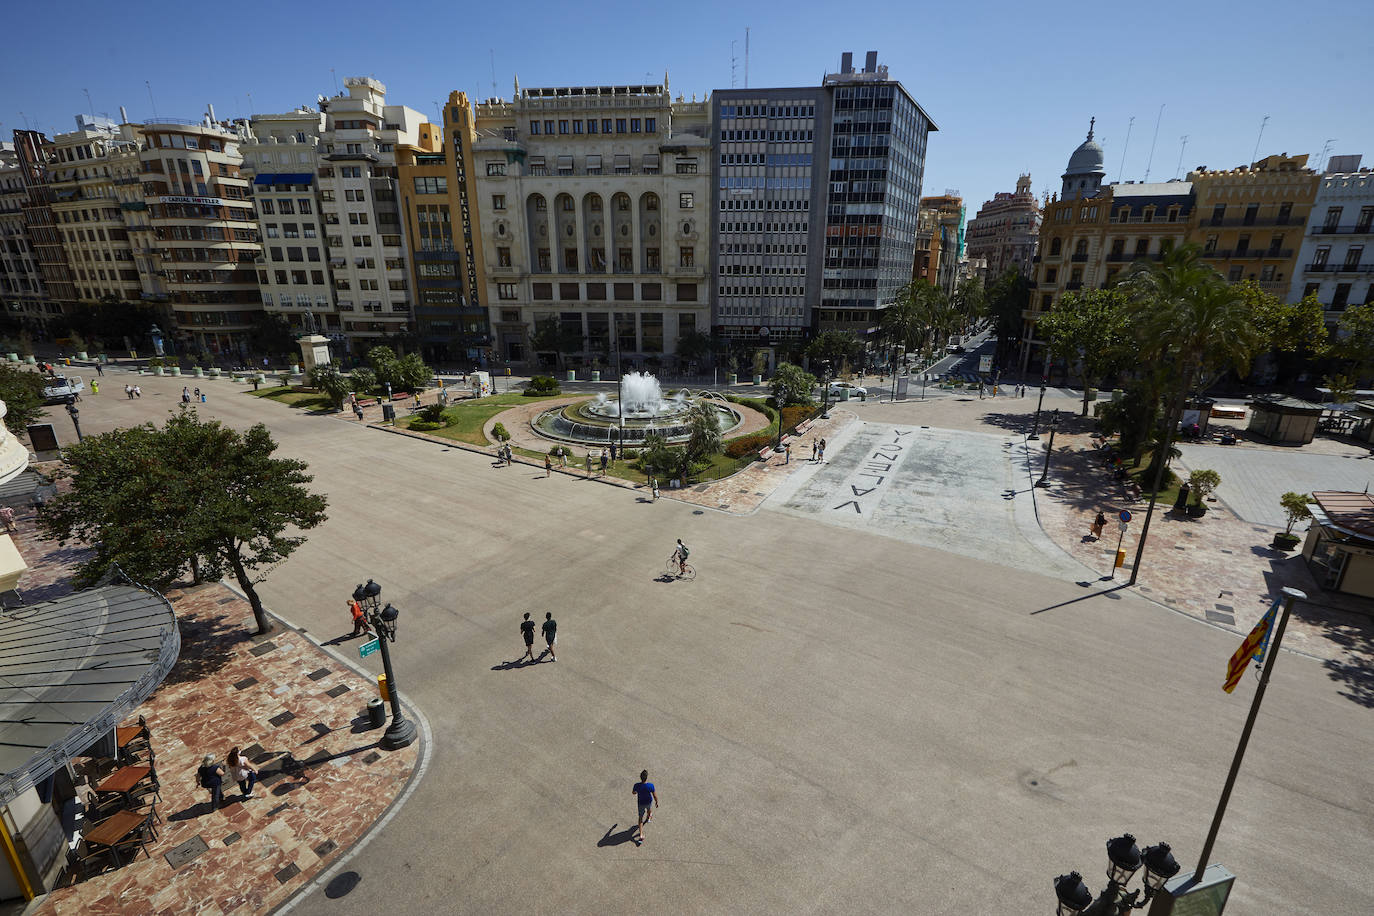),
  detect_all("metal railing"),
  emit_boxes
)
[1312,224,1374,235]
